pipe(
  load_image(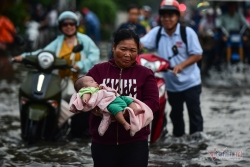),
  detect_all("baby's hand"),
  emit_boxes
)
[83,98,88,104]
[82,93,91,105]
